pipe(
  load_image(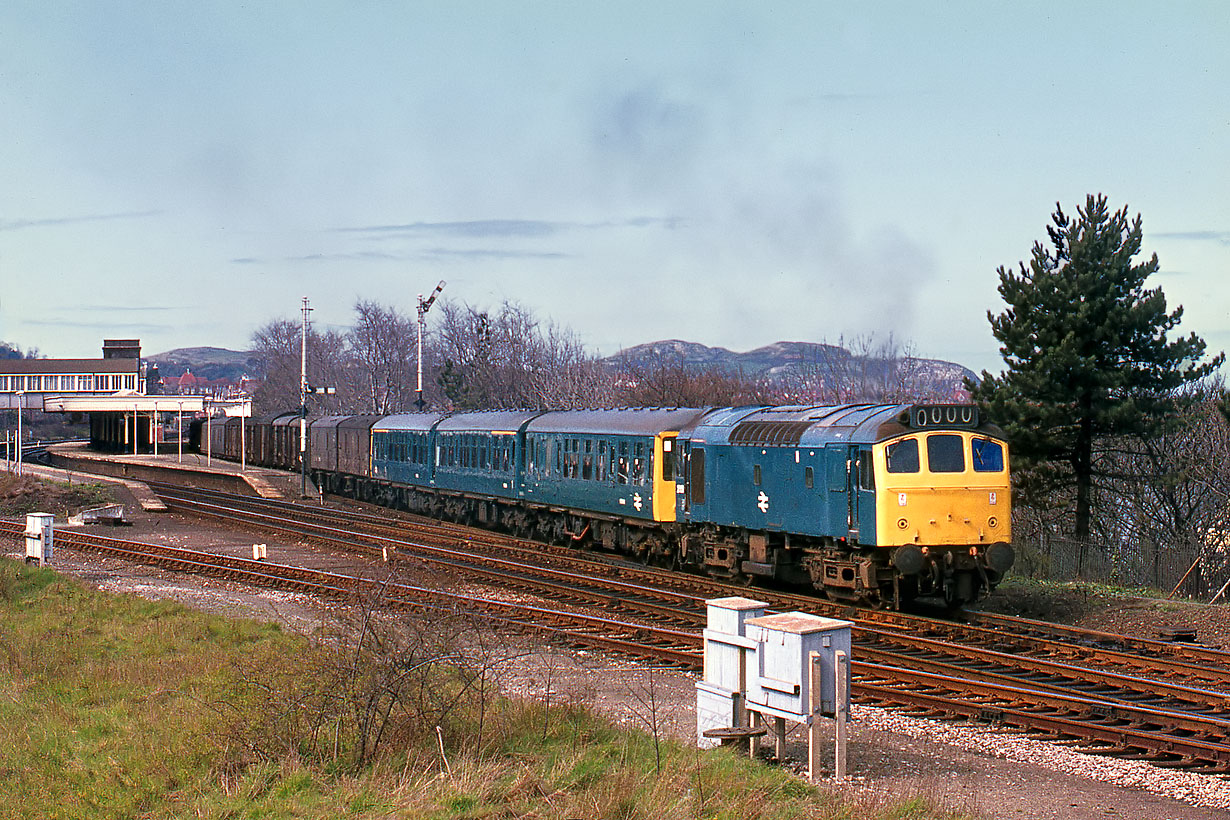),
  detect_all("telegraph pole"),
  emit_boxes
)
[416,280,445,410]
[300,296,312,497]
